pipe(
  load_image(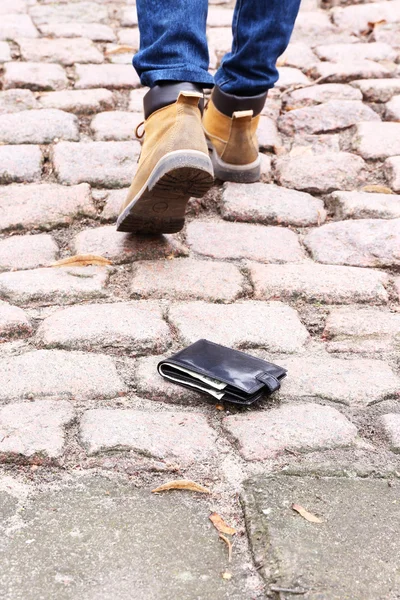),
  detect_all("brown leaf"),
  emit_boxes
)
[367,19,387,28]
[219,533,233,562]
[105,45,135,55]
[361,184,393,194]
[209,512,237,535]
[51,254,112,267]
[292,503,323,523]
[215,404,224,411]
[151,479,211,494]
